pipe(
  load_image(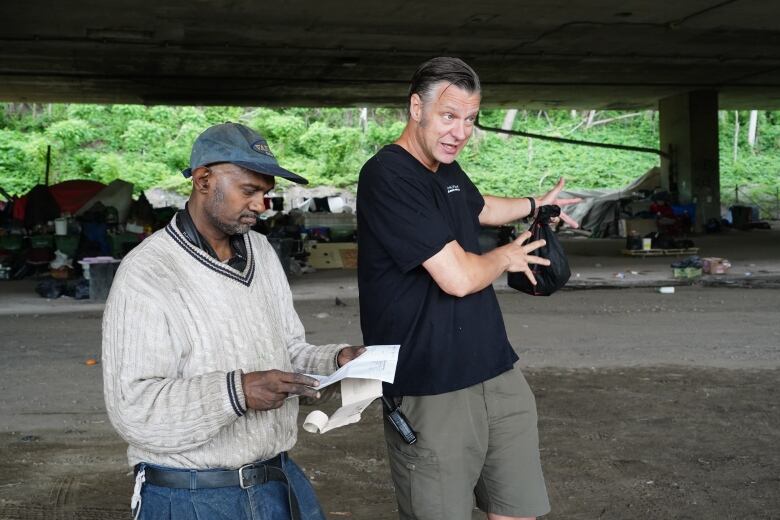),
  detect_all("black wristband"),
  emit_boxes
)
[527,197,536,219]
